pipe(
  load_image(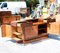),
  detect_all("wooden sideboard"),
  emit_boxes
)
[11,19,48,44]
[0,11,21,25]
[2,15,20,24]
